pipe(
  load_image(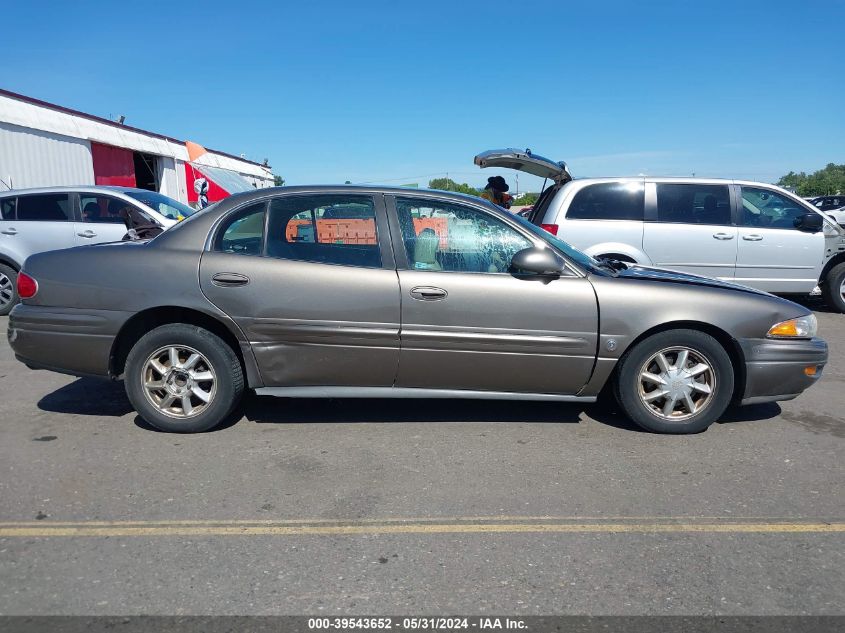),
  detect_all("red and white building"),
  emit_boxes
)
[0,89,275,207]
